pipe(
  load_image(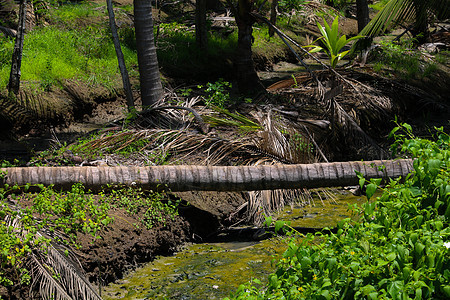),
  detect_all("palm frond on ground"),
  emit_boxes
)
[360,0,450,38]
[4,208,101,300]
[68,96,334,225]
